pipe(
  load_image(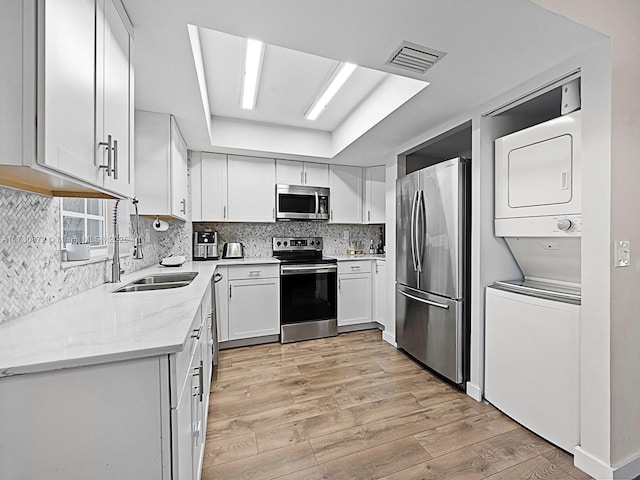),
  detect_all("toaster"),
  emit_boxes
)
[222,242,244,259]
